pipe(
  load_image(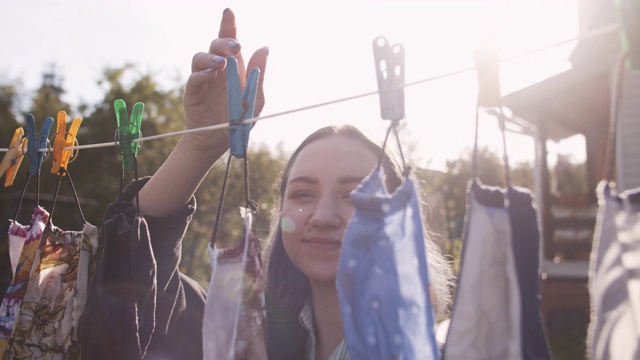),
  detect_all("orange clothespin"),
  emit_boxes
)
[51,111,82,176]
[0,128,27,187]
